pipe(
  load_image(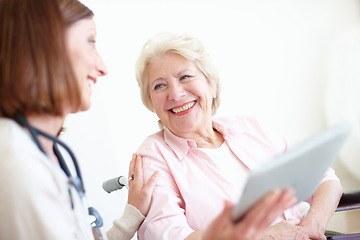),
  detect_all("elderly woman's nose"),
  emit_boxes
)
[168,84,186,101]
